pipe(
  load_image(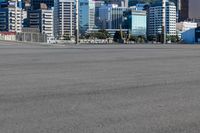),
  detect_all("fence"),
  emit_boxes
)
[0,32,16,41]
[16,32,47,43]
